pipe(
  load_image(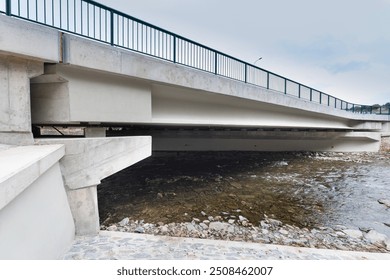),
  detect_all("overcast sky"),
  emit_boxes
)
[97,0,390,105]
